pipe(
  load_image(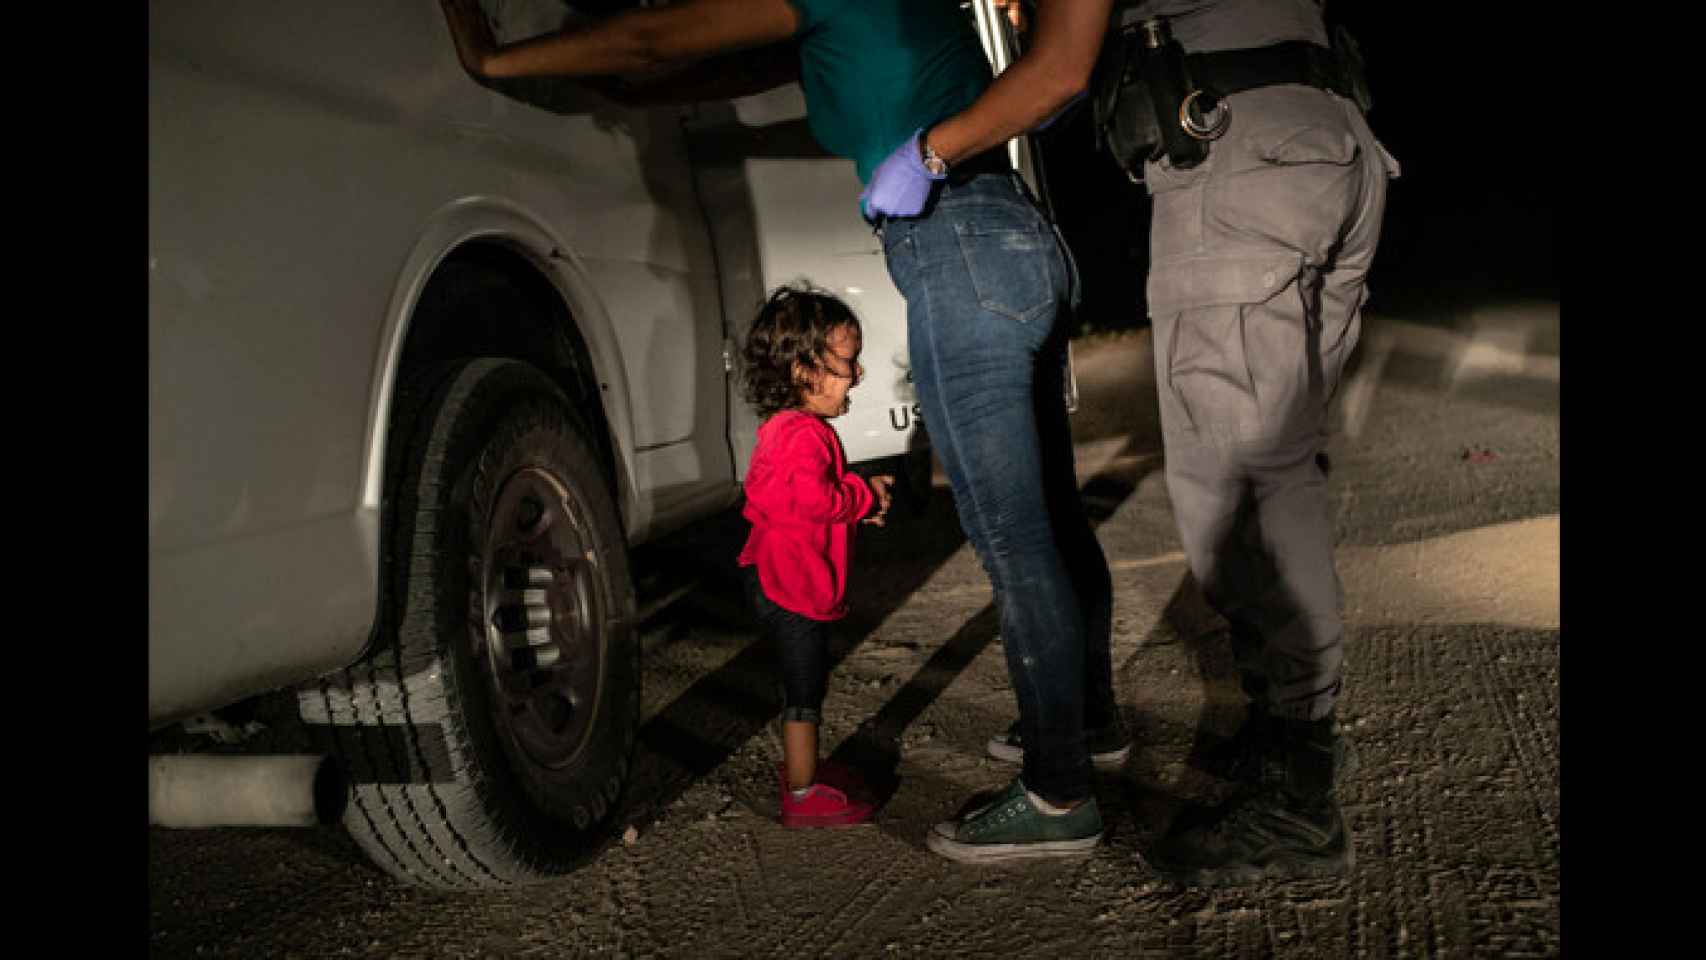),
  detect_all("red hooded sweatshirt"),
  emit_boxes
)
[737,410,874,621]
